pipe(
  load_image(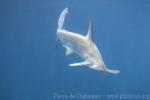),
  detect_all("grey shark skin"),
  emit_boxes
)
[57,8,120,74]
